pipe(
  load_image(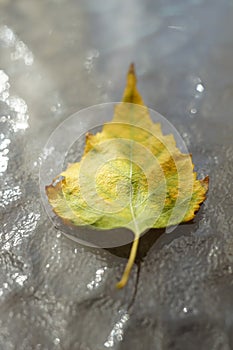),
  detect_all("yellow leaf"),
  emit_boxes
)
[46,64,209,288]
